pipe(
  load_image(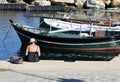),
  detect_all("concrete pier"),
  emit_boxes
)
[0,55,120,82]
